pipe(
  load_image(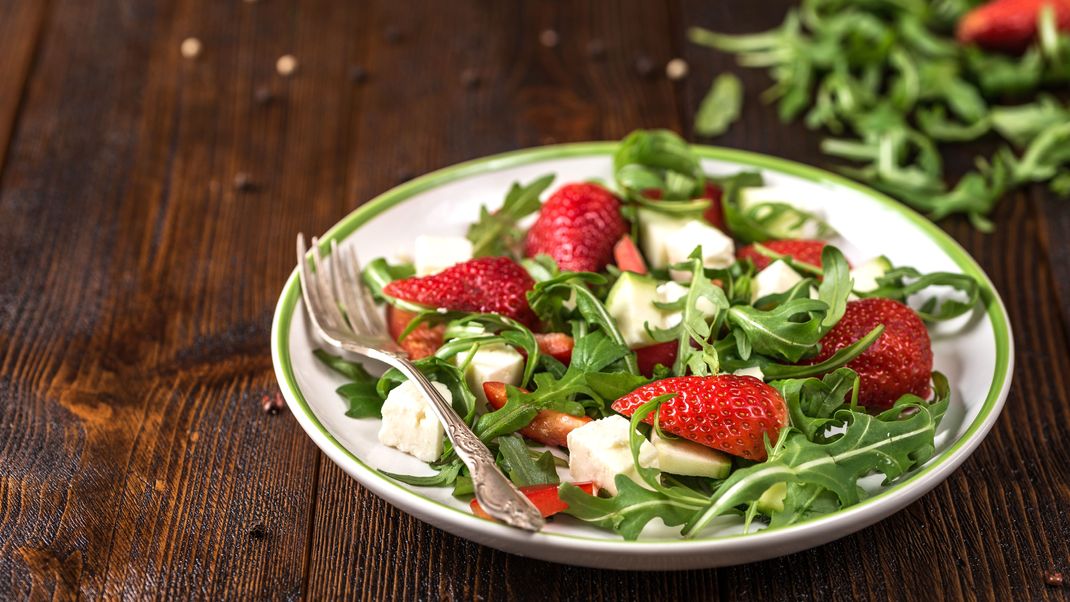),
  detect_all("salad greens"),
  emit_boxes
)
[316,129,980,541]
[690,1,1070,231]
